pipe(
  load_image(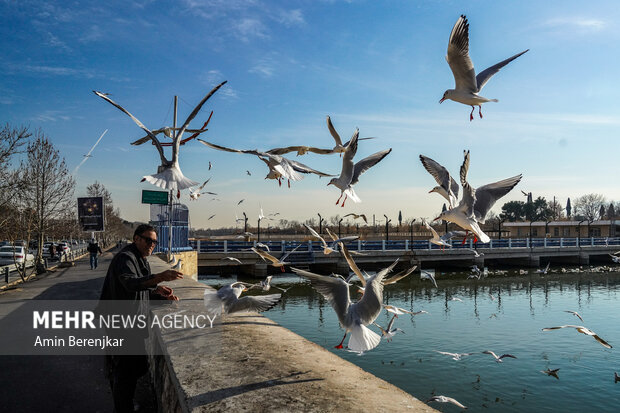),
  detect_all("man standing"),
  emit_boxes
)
[88,238,103,269]
[99,224,182,412]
